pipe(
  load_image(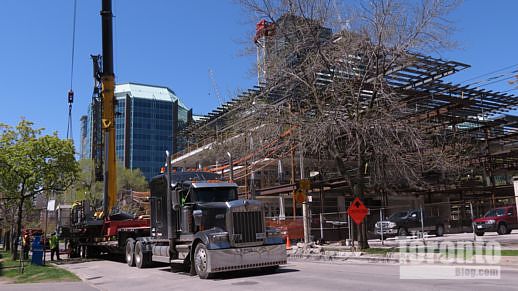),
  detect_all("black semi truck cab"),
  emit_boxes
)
[126,171,286,279]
